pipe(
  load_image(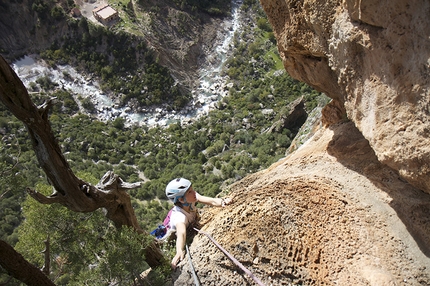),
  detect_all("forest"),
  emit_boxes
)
[0,0,328,284]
